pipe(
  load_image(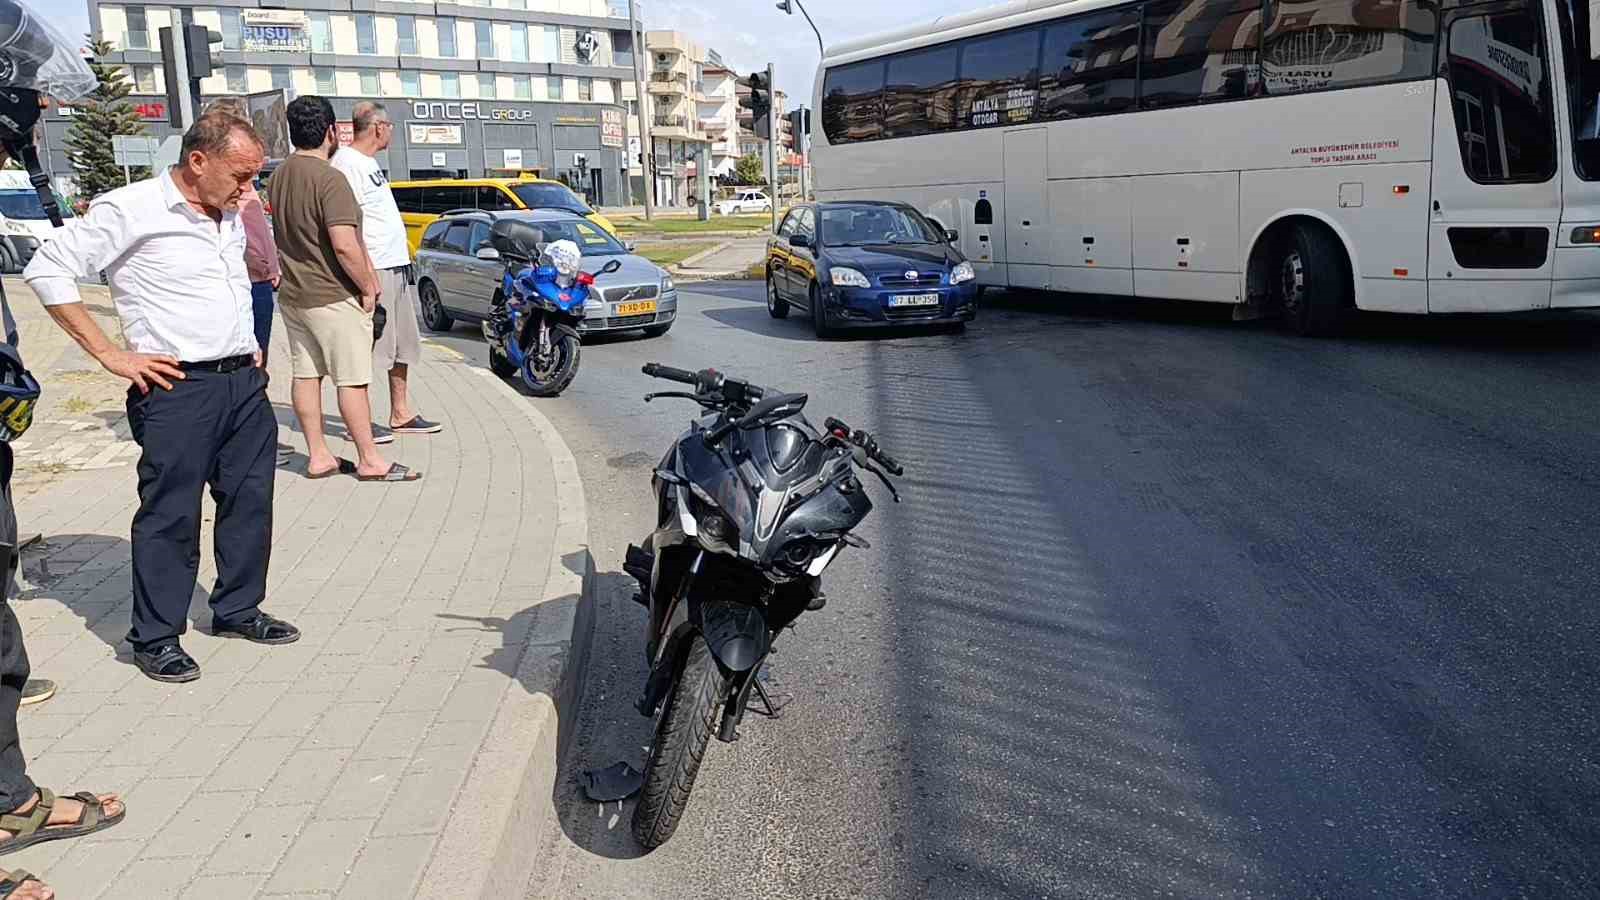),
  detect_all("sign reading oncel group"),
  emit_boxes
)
[242,10,310,53]
[410,101,533,122]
